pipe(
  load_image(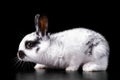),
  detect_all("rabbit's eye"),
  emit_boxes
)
[25,41,33,49]
[25,41,39,49]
